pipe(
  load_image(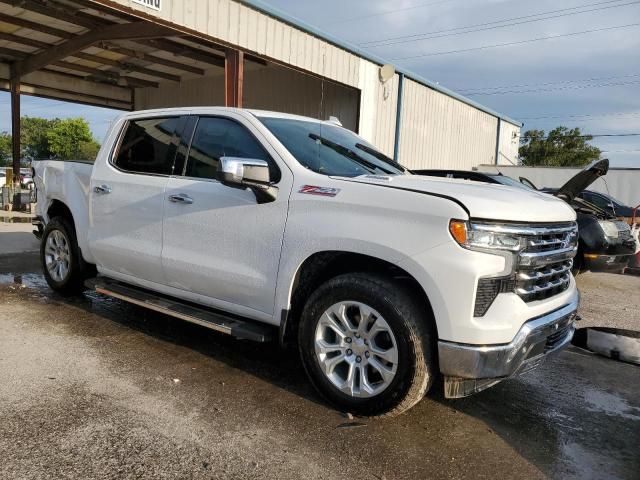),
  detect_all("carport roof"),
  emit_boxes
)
[0,0,265,110]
